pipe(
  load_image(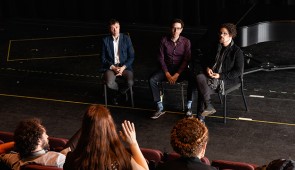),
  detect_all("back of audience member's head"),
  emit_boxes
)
[14,118,47,158]
[170,117,208,158]
[266,159,295,170]
[255,159,295,170]
[73,104,131,170]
